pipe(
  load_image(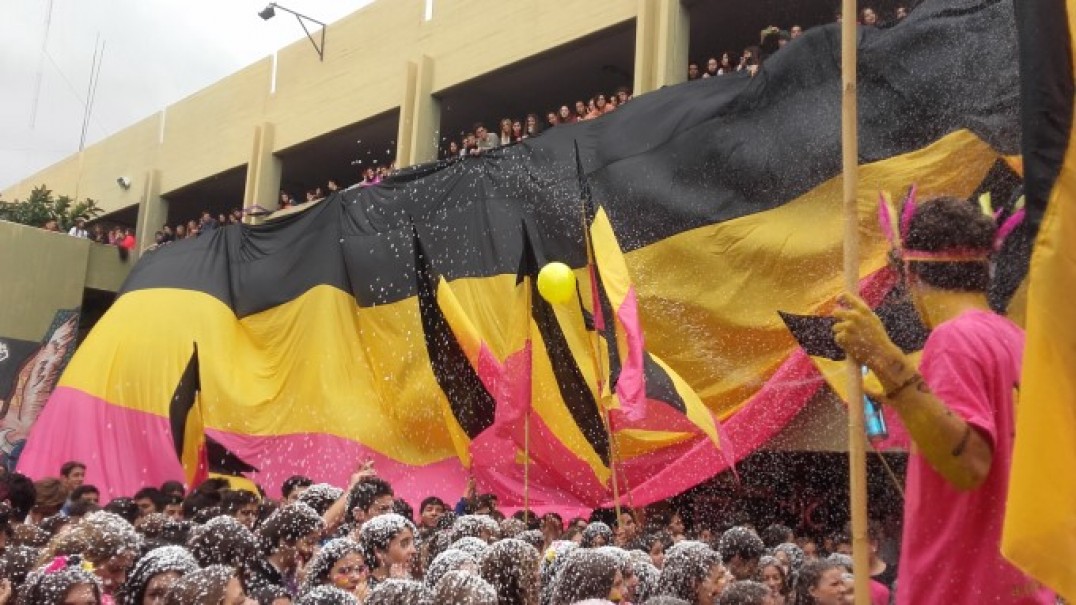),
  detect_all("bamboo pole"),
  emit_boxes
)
[841,2,871,603]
